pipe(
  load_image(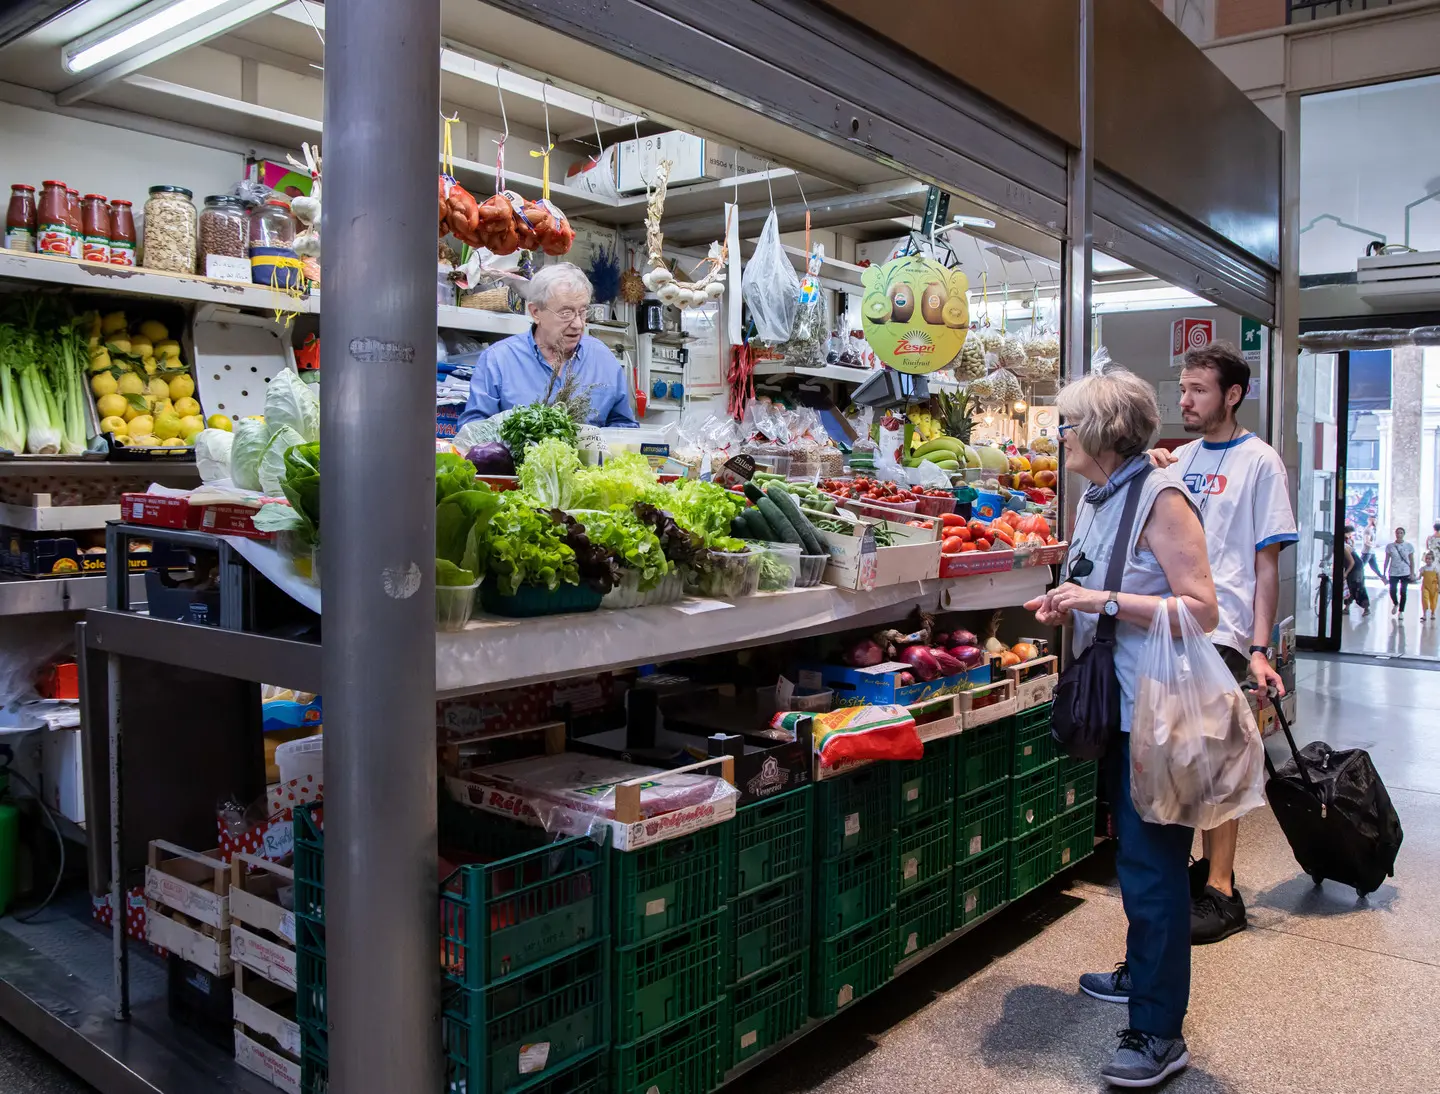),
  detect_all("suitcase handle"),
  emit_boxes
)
[1244,684,1316,791]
